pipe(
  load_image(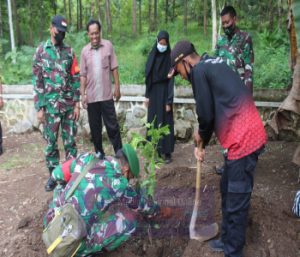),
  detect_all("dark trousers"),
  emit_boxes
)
[87,99,122,155]
[0,122,2,153]
[221,147,263,257]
